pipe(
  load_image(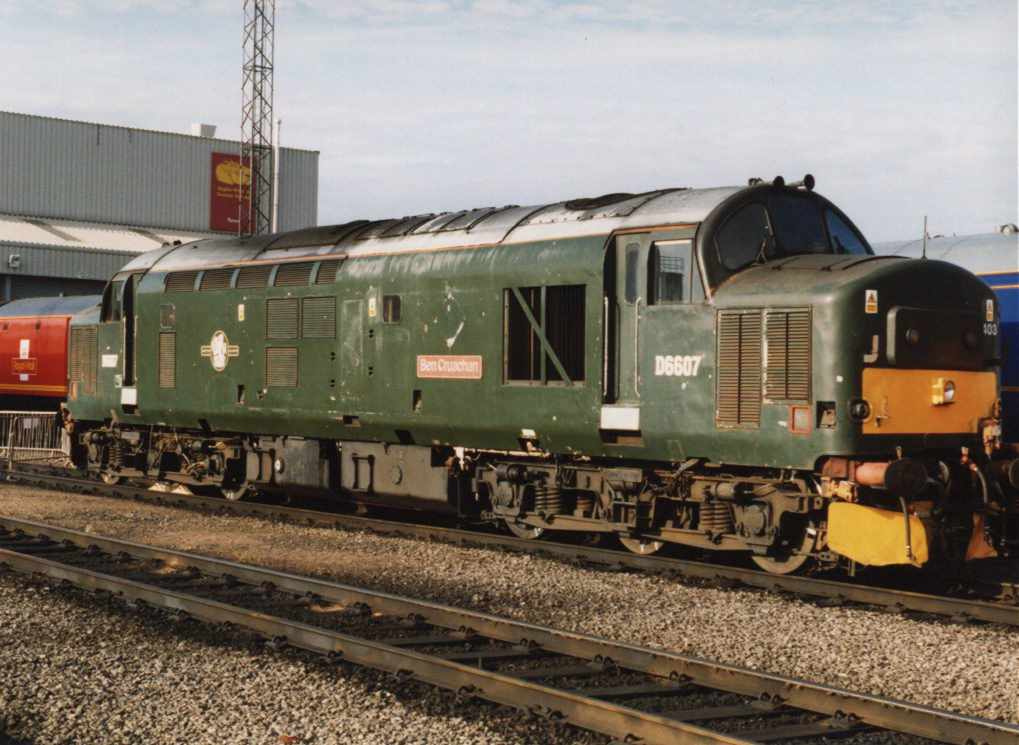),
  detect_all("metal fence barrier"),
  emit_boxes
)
[0,411,68,465]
